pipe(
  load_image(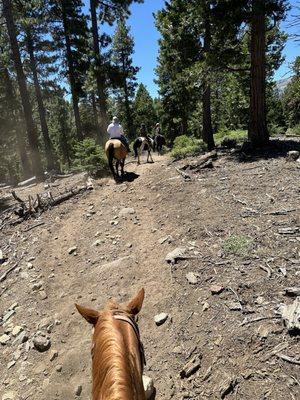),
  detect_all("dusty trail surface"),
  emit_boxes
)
[1,150,299,400]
